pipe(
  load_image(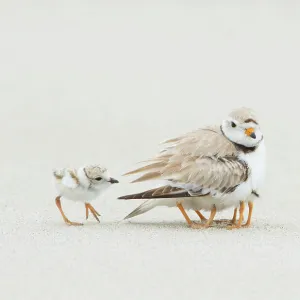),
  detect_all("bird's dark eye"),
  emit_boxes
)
[231,122,236,128]
[95,177,102,181]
